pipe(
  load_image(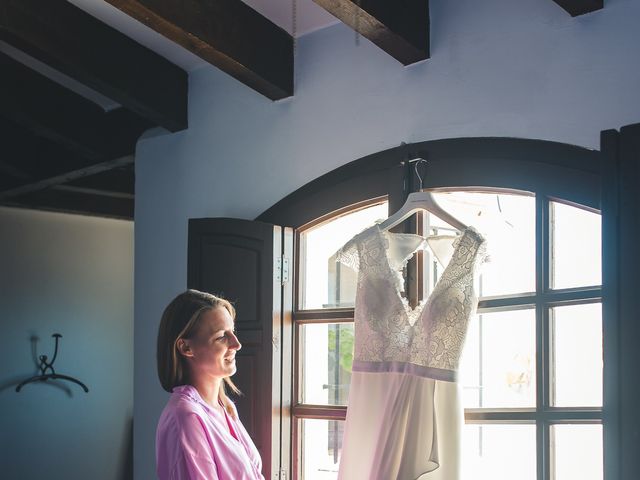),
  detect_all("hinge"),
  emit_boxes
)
[282,256,290,284]
[275,255,290,285]
[275,256,282,283]
[273,470,287,480]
